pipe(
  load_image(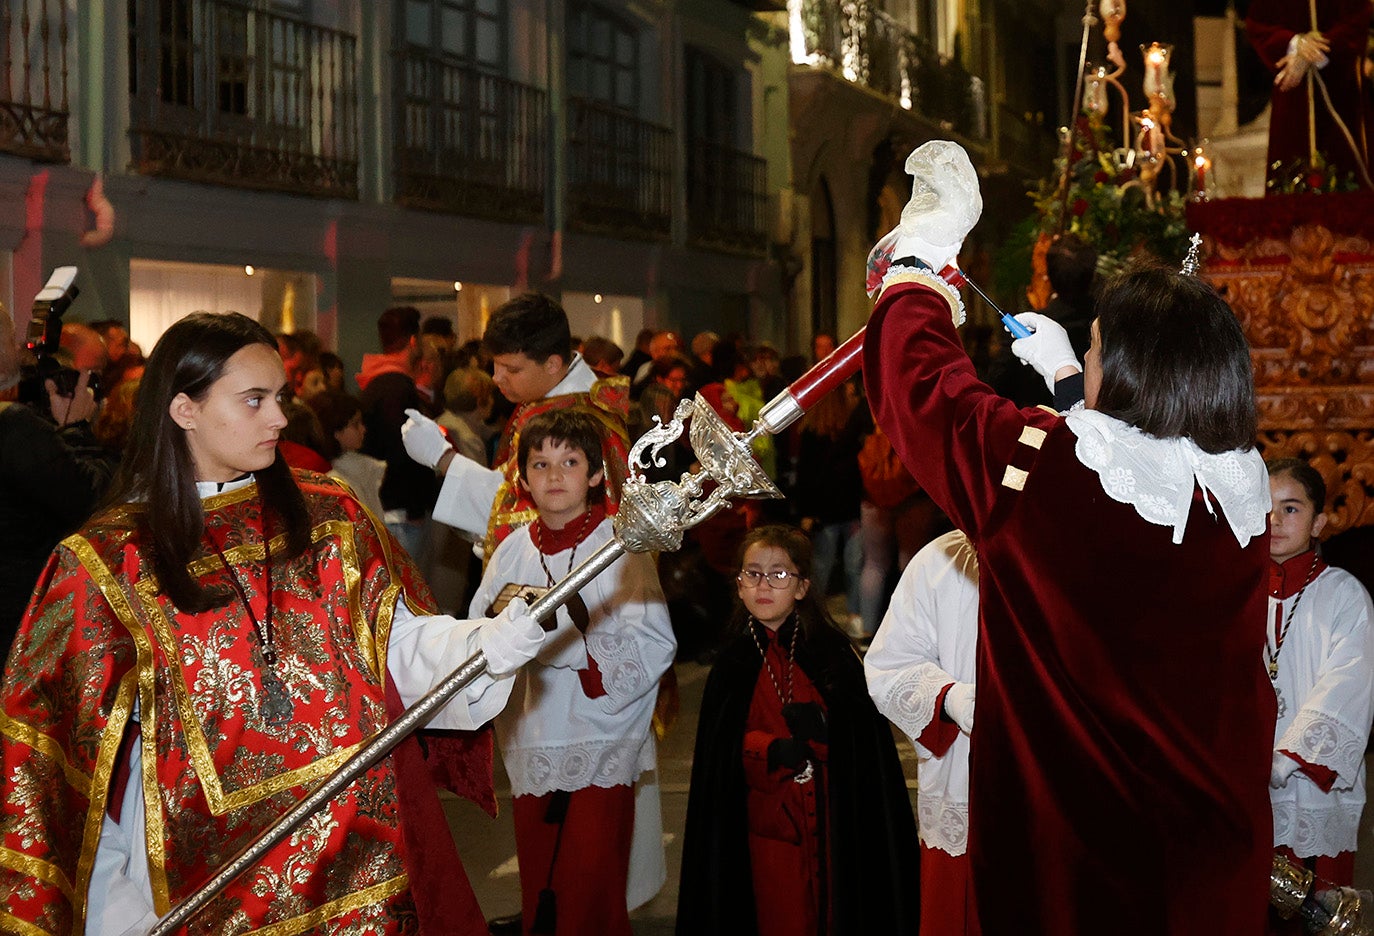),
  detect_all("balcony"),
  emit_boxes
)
[567,96,672,240]
[393,52,547,224]
[128,0,359,199]
[0,0,69,161]
[789,0,988,141]
[687,139,768,255]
